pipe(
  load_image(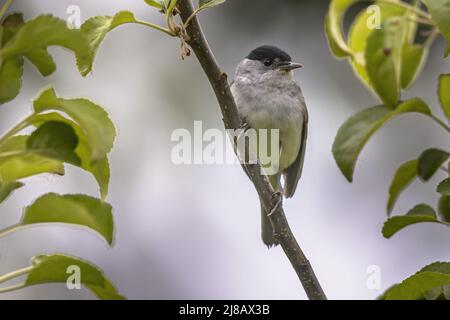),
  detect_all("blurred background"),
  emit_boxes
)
[0,0,449,300]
